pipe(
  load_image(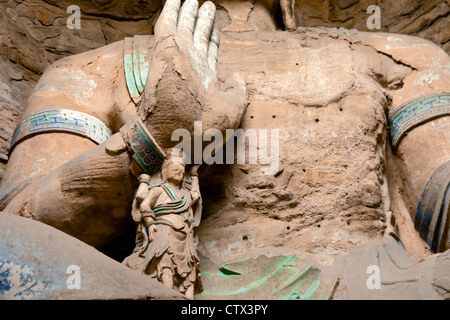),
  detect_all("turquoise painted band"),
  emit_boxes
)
[124,35,150,103]
[10,109,113,152]
[389,91,450,151]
